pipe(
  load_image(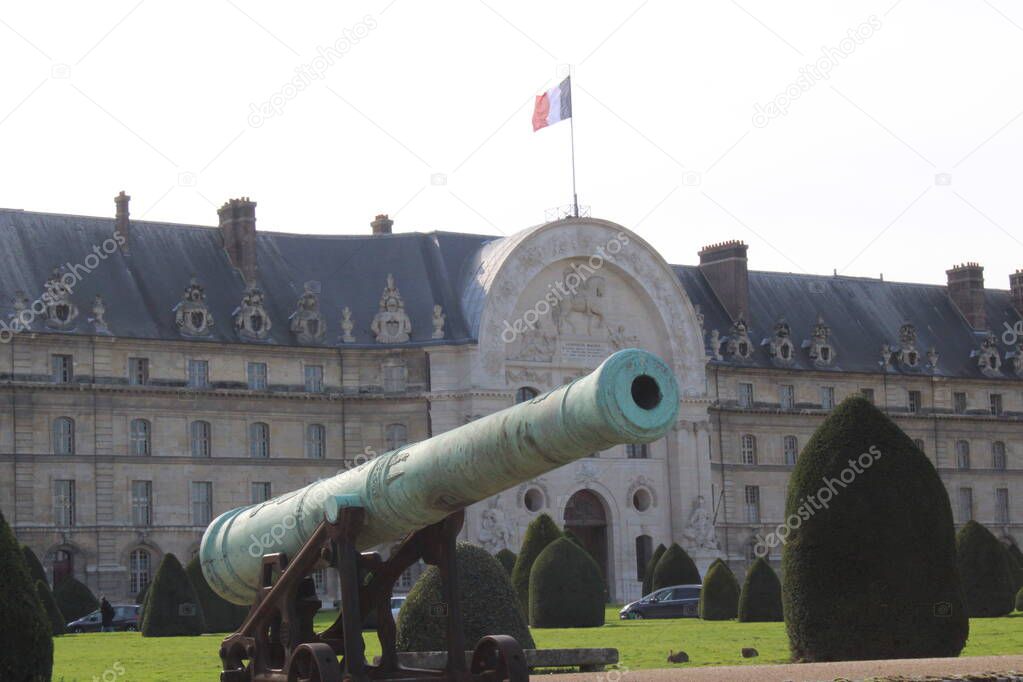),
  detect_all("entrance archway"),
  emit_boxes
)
[52,549,73,586]
[564,490,609,592]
